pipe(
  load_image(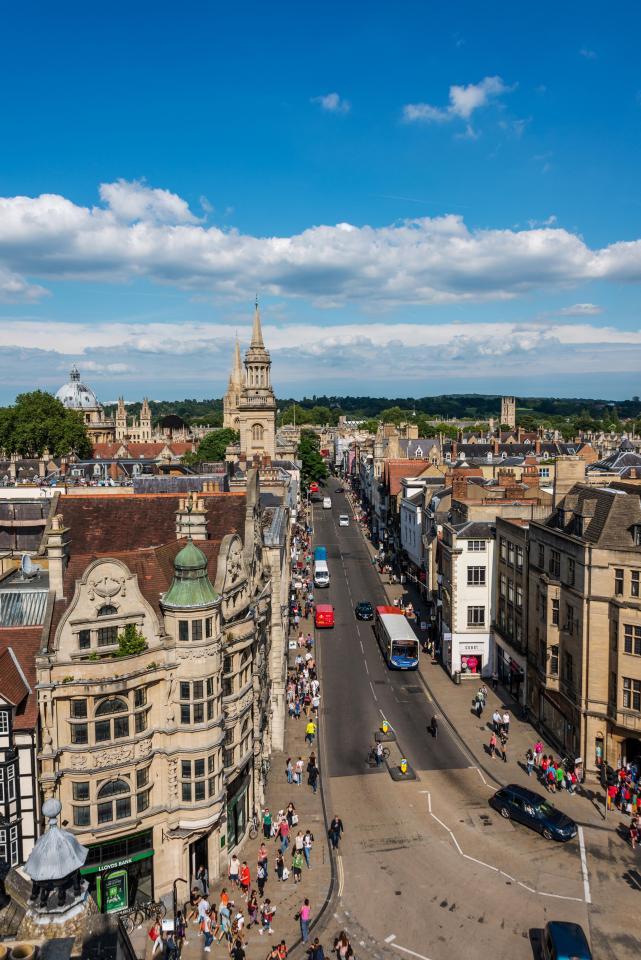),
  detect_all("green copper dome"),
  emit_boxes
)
[162,539,219,610]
